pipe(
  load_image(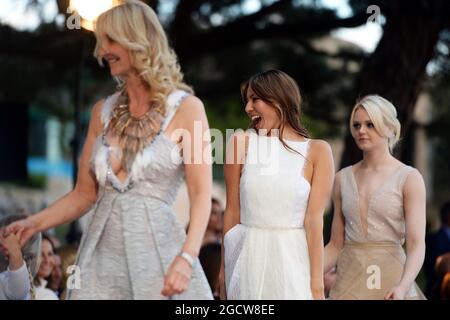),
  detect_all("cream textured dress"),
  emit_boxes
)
[67,90,213,300]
